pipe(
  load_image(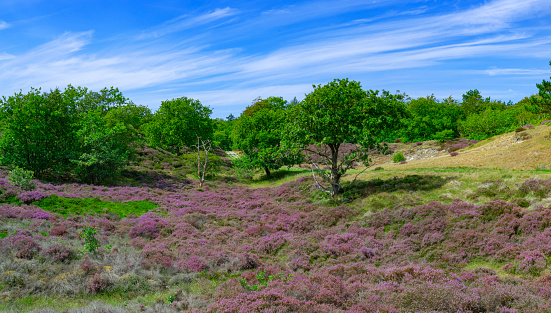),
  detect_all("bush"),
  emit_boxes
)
[459,108,517,140]
[4,232,41,259]
[450,151,459,157]
[87,273,110,293]
[7,167,35,191]
[433,129,455,142]
[393,152,406,163]
[42,243,75,263]
[79,226,100,255]
[18,190,47,204]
